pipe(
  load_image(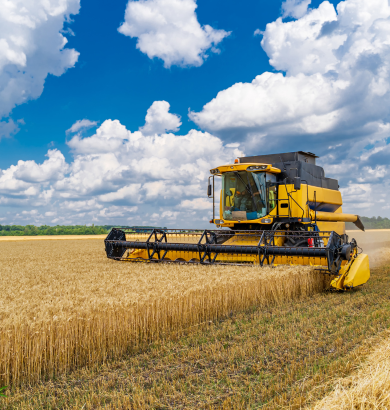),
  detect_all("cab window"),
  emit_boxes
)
[266,173,277,212]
